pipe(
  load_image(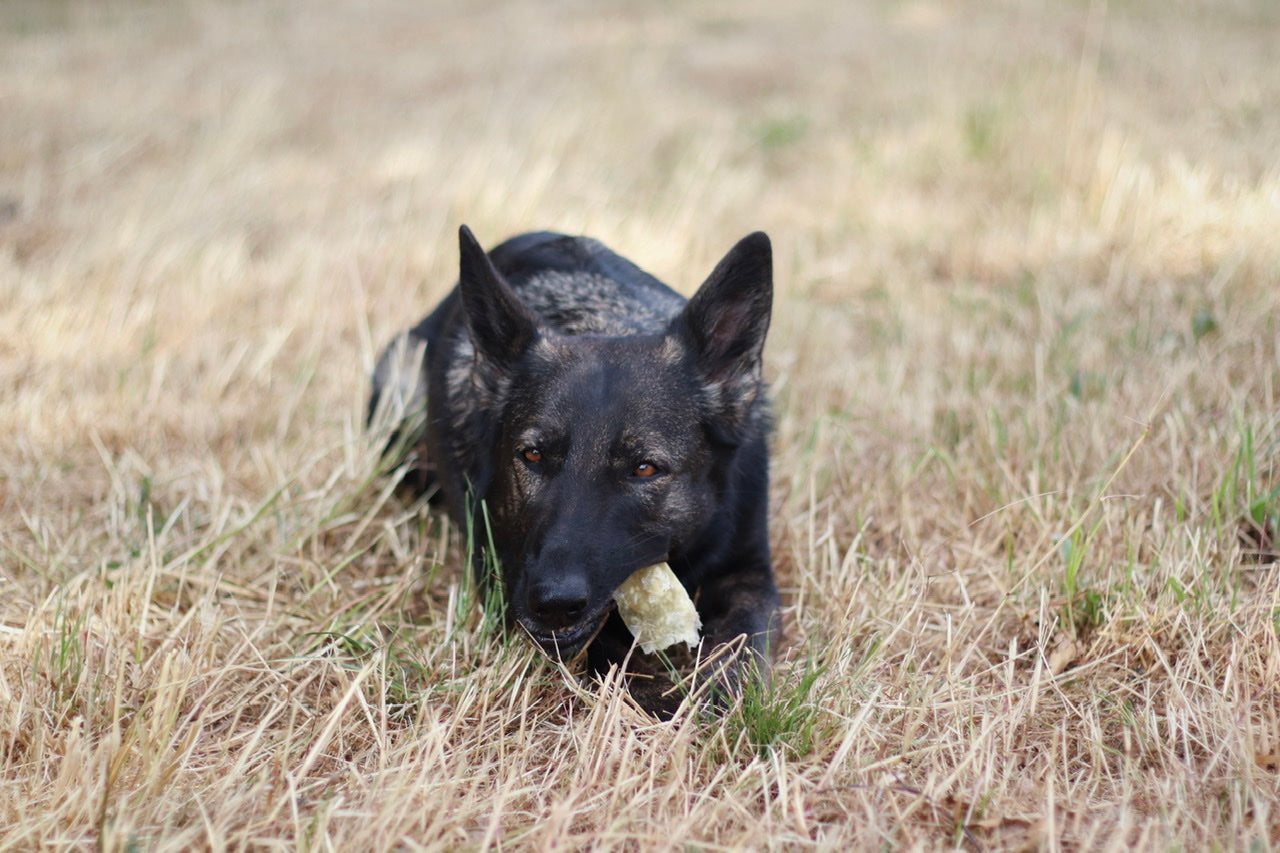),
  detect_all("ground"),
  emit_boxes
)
[1,0,1278,849]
